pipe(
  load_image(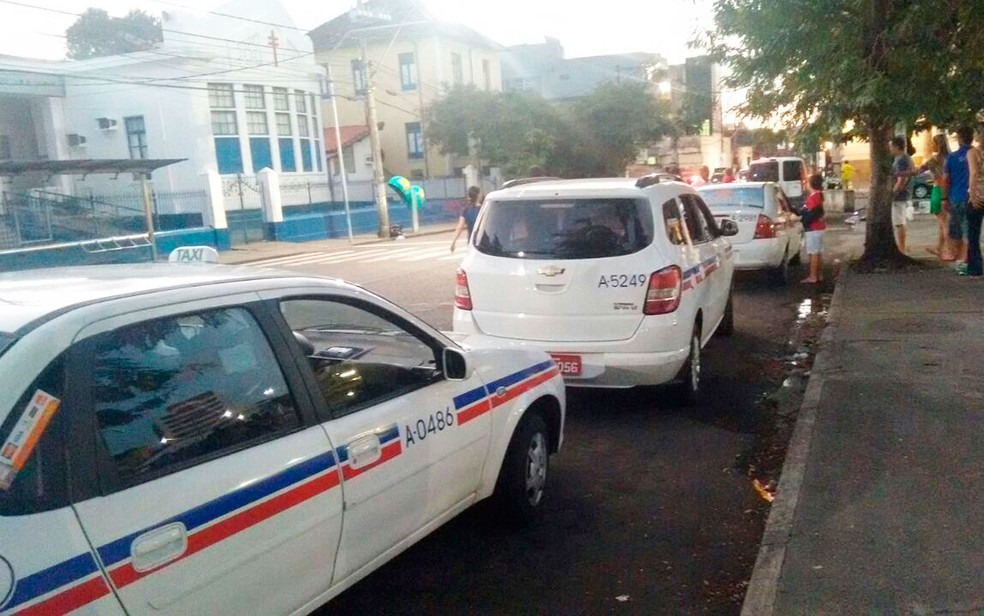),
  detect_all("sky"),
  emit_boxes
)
[0,0,716,63]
